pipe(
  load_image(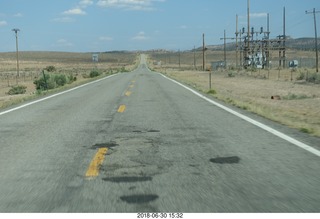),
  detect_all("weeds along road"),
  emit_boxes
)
[0,55,320,212]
